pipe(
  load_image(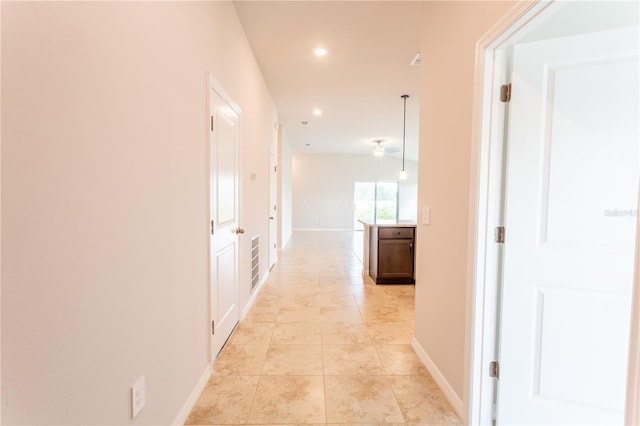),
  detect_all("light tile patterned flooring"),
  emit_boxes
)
[186,231,461,425]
